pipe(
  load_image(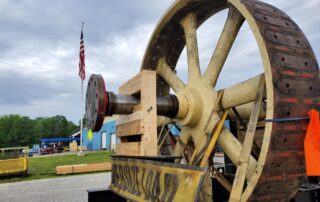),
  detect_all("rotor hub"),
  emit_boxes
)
[176,88,203,127]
